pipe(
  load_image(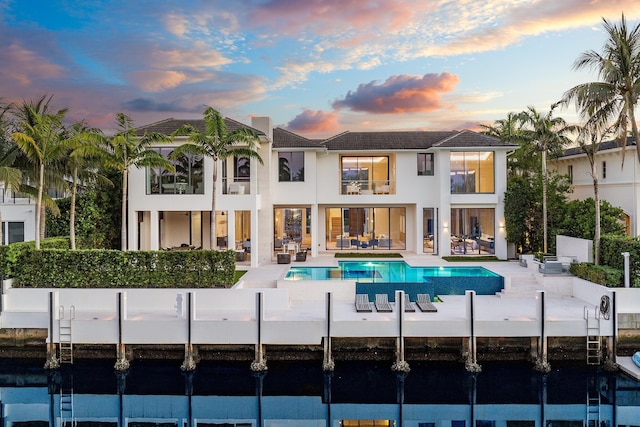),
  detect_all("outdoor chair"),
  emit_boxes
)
[404,294,416,312]
[355,294,372,312]
[375,294,393,312]
[416,294,437,312]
